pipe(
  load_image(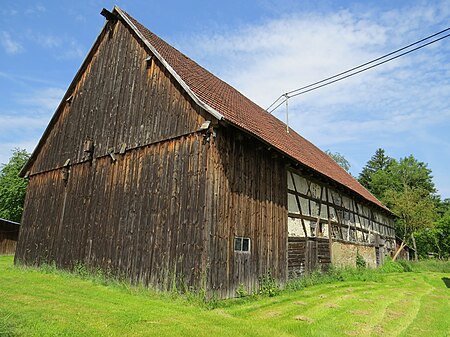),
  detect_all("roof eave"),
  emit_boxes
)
[220,119,393,215]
